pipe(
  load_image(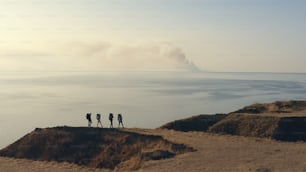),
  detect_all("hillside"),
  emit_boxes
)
[1,100,306,171]
[0,127,193,171]
[233,100,306,114]
[2,128,306,172]
[160,114,227,132]
[161,101,306,141]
